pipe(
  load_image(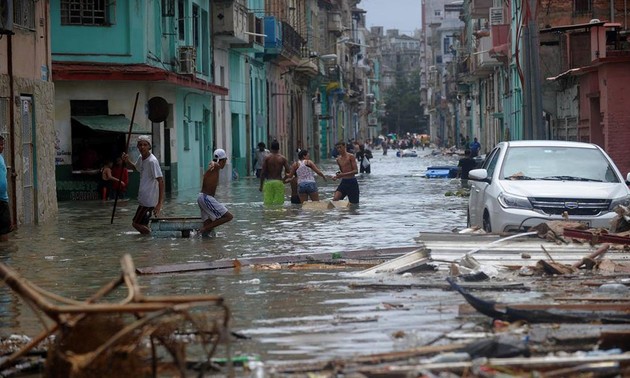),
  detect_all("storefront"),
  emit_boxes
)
[56,114,149,201]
